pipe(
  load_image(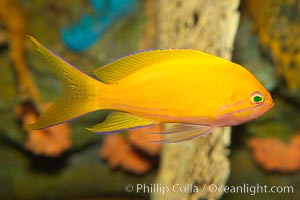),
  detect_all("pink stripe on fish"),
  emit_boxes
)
[215,99,249,119]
